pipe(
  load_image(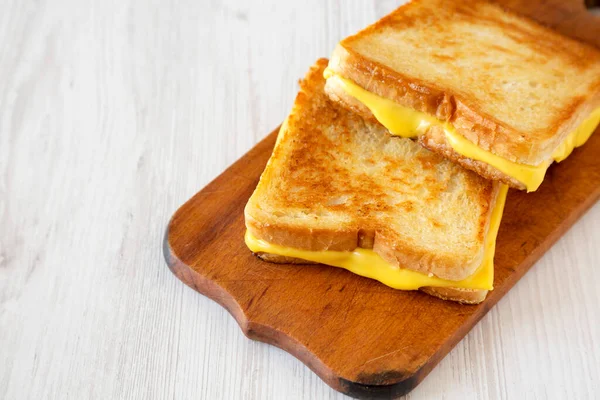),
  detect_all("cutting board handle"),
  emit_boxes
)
[497,0,600,47]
